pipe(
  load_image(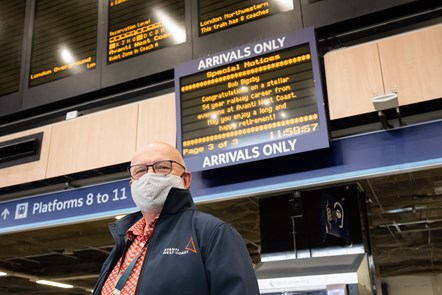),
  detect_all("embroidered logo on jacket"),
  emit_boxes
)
[162,236,197,255]
[185,236,197,253]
